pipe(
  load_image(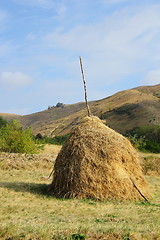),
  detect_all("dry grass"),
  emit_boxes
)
[0,145,61,171]
[139,153,160,176]
[41,144,62,155]
[0,168,160,240]
[0,145,160,240]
